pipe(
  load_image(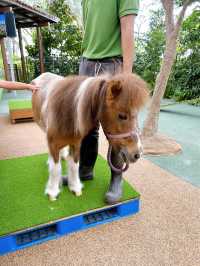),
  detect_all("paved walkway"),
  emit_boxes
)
[144,103,200,187]
[0,114,200,265]
[0,94,200,266]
